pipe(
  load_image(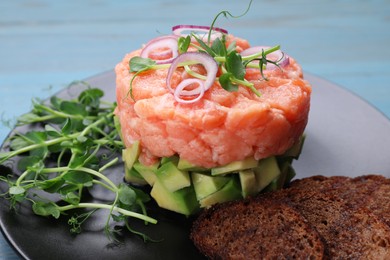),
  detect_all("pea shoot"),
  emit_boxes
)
[128,0,285,100]
[0,83,157,241]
